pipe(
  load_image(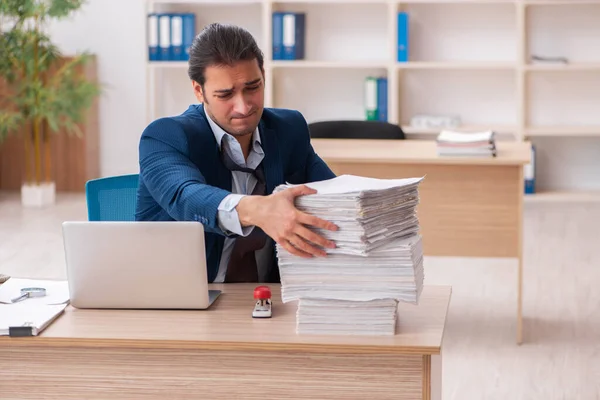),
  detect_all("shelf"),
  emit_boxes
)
[524,0,600,5]
[149,0,261,4]
[274,0,387,3]
[148,62,187,68]
[525,63,600,72]
[271,61,389,69]
[524,190,600,203]
[401,125,517,136]
[397,62,515,70]
[525,126,600,137]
